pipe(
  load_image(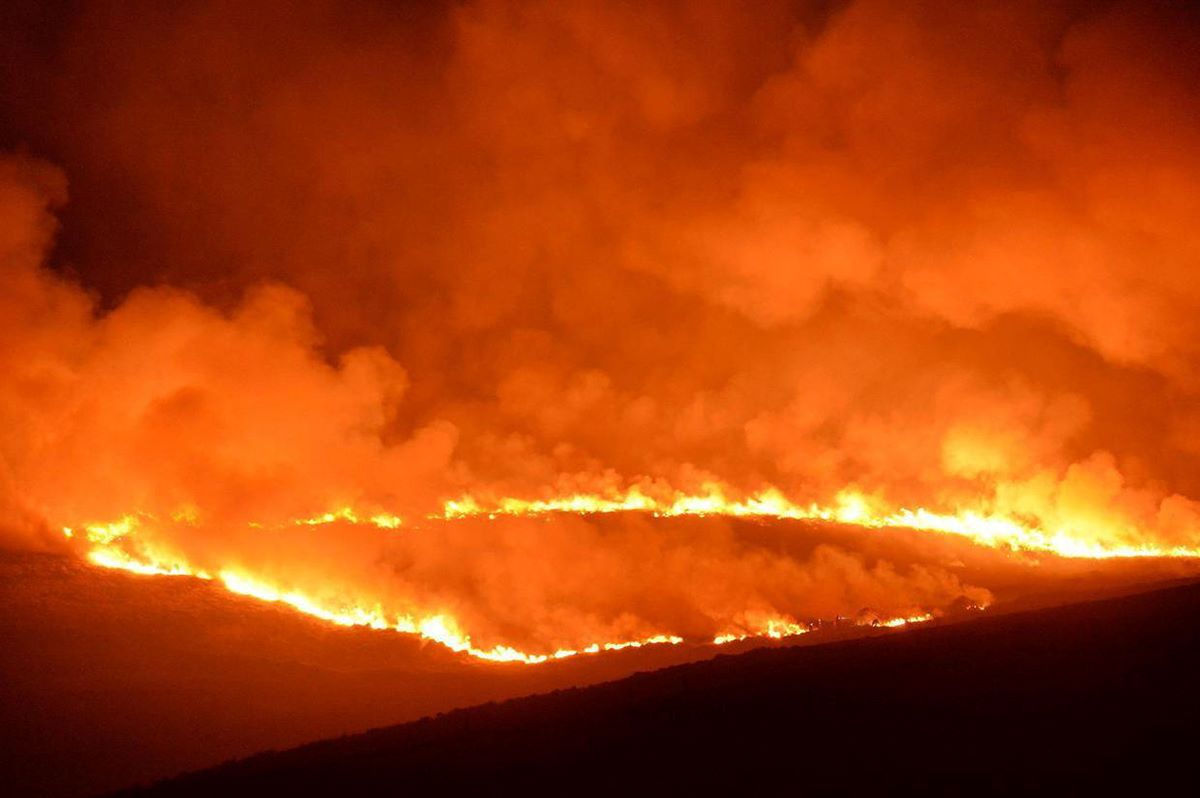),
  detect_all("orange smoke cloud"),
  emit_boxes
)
[2,1,1200,655]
